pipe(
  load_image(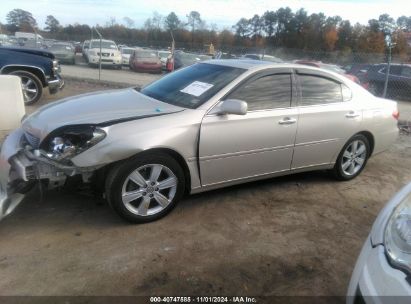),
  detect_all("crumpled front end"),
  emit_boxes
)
[0,128,28,221]
[0,128,99,222]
